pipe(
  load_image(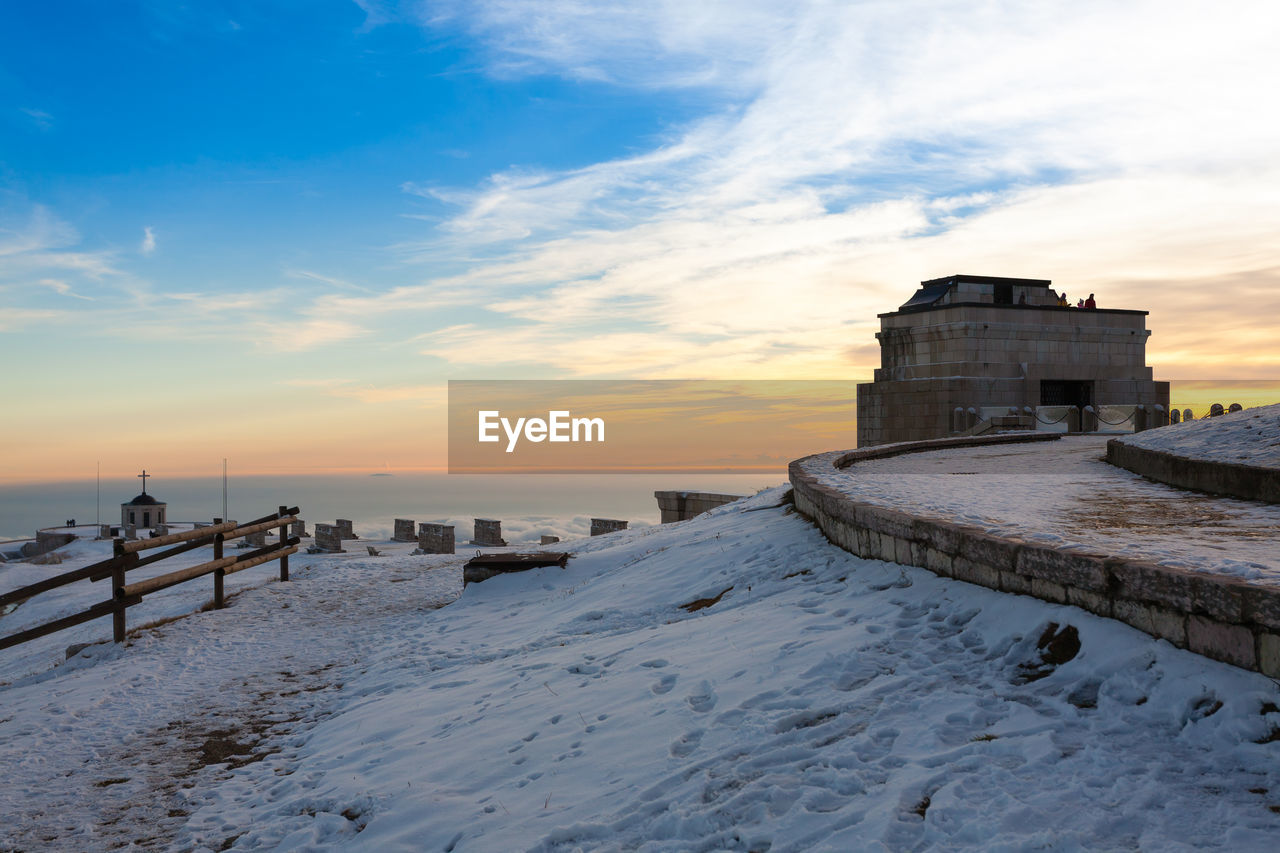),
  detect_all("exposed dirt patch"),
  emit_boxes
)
[680,586,734,612]
[1013,623,1081,684]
